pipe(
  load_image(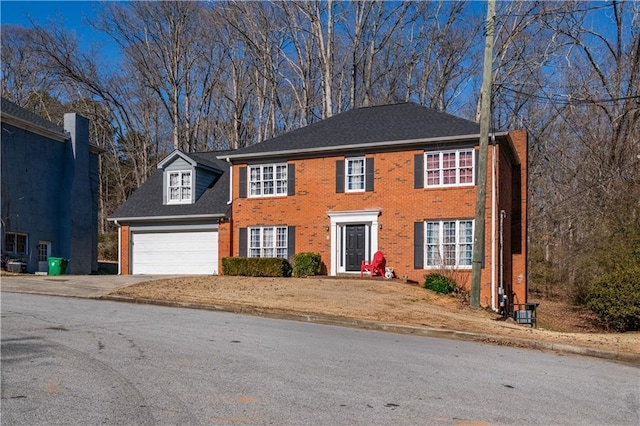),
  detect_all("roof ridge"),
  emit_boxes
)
[351,101,417,111]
